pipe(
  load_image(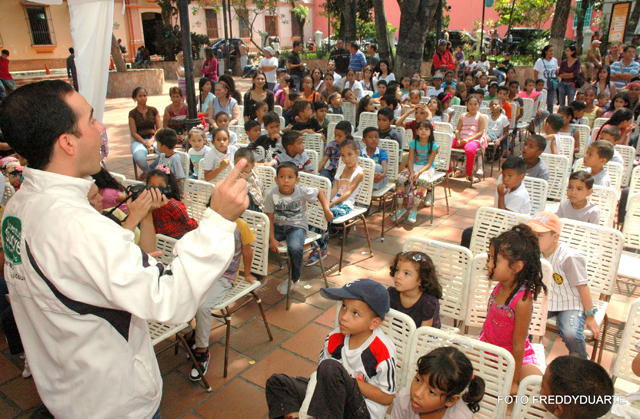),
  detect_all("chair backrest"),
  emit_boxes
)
[254,165,276,196]
[622,193,640,252]
[279,116,286,130]
[615,144,635,187]
[109,172,127,186]
[521,97,535,124]
[183,179,214,222]
[240,210,270,276]
[629,166,640,210]
[450,105,466,130]
[479,106,490,116]
[228,125,248,144]
[343,102,357,125]
[378,138,400,182]
[433,131,453,172]
[123,179,145,188]
[557,135,574,164]
[590,185,618,228]
[537,89,547,111]
[273,105,283,116]
[558,218,624,297]
[236,106,244,123]
[511,375,547,419]
[307,149,319,174]
[433,121,453,135]
[469,207,530,255]
[539,153,570,202]
[403,238,473,324]
[303,133,324,157]
[405,327,516,419]
[325,113,344,124]
[508,101,519,128]
[524,176,548,215]
[198,161,232,184]
[327,121,338,143]
[361,89,373,97]
[592,117,608,134]
[2,184,15,206]
[357,111,378,133]
[611,298,640,386]
[298,172,331,231]
[155,234,178,264]
[441,112,450,123]
[394,126,407,150]
[353,157,375,207]
[569,124,590,159]
[175,150,190,190]
[572,158,624,191]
